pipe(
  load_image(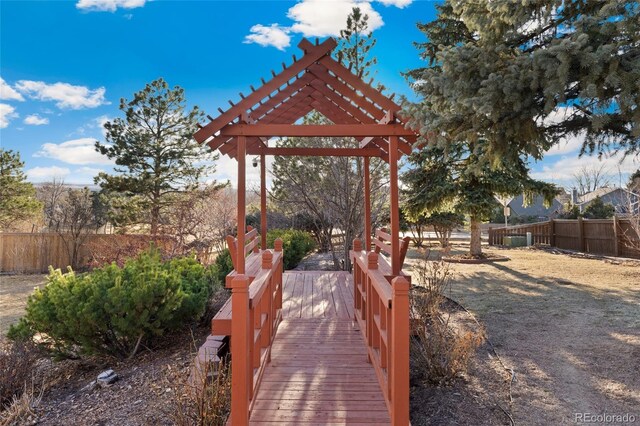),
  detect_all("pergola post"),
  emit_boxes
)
[237,135,247,274]
[260,152,267,250]
[389,136,400,276]
[363,157,372,251]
